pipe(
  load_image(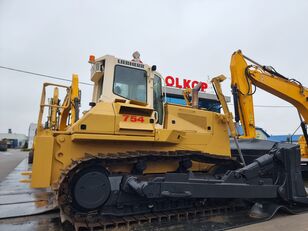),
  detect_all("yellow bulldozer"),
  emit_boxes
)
[26,51,308,230]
